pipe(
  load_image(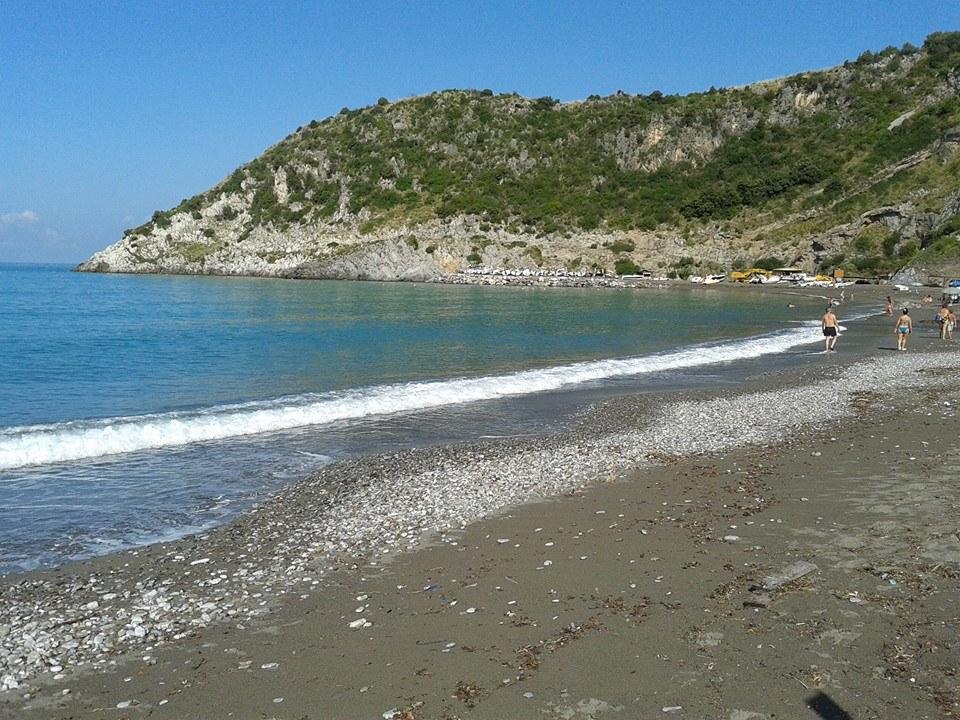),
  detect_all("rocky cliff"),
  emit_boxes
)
[79,32,960,283]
